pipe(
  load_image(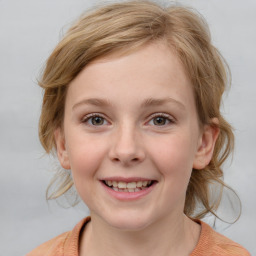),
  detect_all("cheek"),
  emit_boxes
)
[66,139,107,204]
[148,134,196,180]
[66,135,107,182]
